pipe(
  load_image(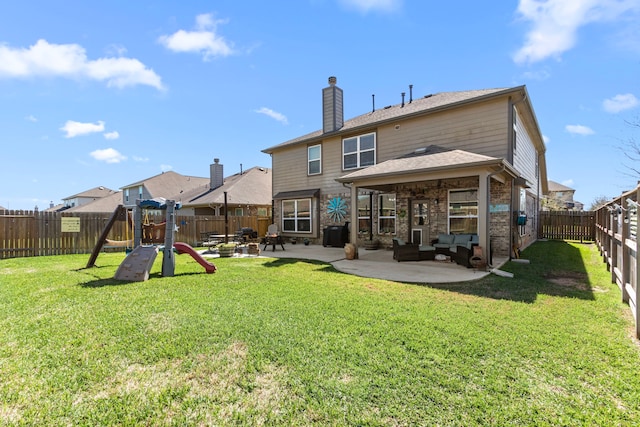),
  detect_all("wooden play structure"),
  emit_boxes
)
[86,199,216,280]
